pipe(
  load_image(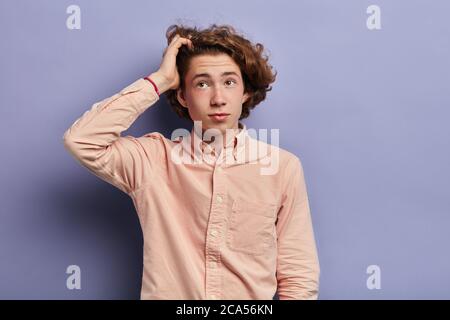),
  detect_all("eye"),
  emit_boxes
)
[196,81,208,88]
[225,79,237,86]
